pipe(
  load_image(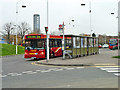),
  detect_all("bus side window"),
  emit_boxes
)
[25,41,31,48]
[49,40,52,47]
[57,40,60,47]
